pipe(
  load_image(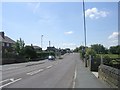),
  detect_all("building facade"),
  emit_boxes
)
[0,32,15,53]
